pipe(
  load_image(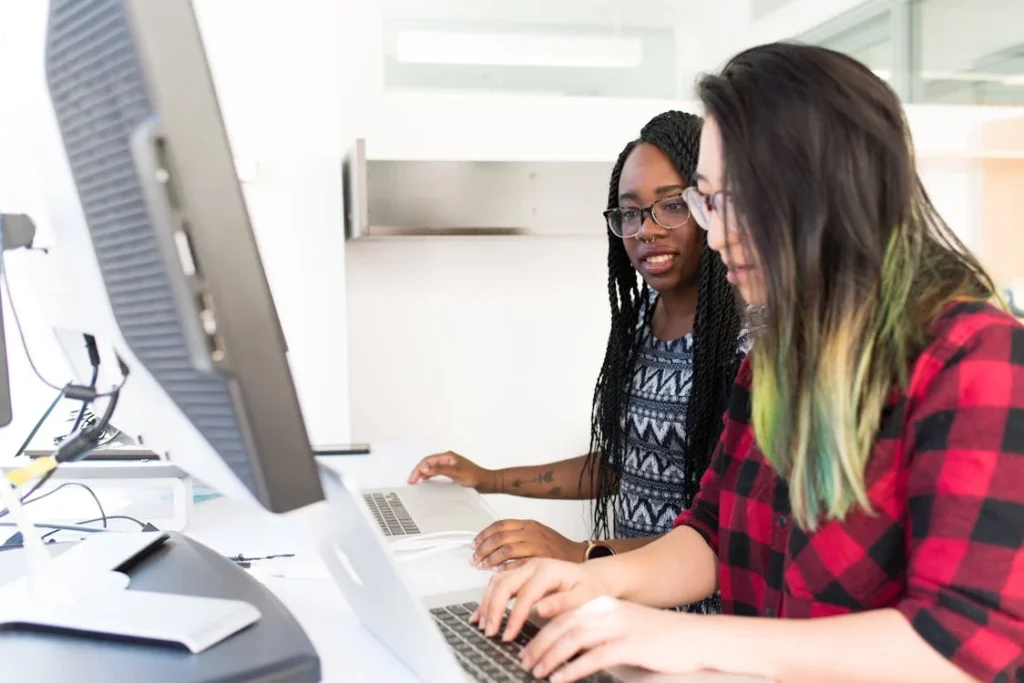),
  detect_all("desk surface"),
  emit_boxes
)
[115,444,762,682]
[183,446,493,682]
